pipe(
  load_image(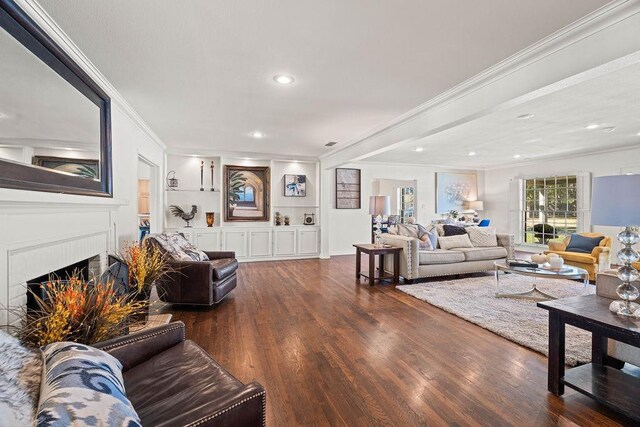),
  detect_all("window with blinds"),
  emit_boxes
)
[523,175,577,245]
